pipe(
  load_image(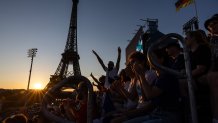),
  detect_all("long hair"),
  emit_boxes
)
[128,51,149,69]
[119,69,131,82]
